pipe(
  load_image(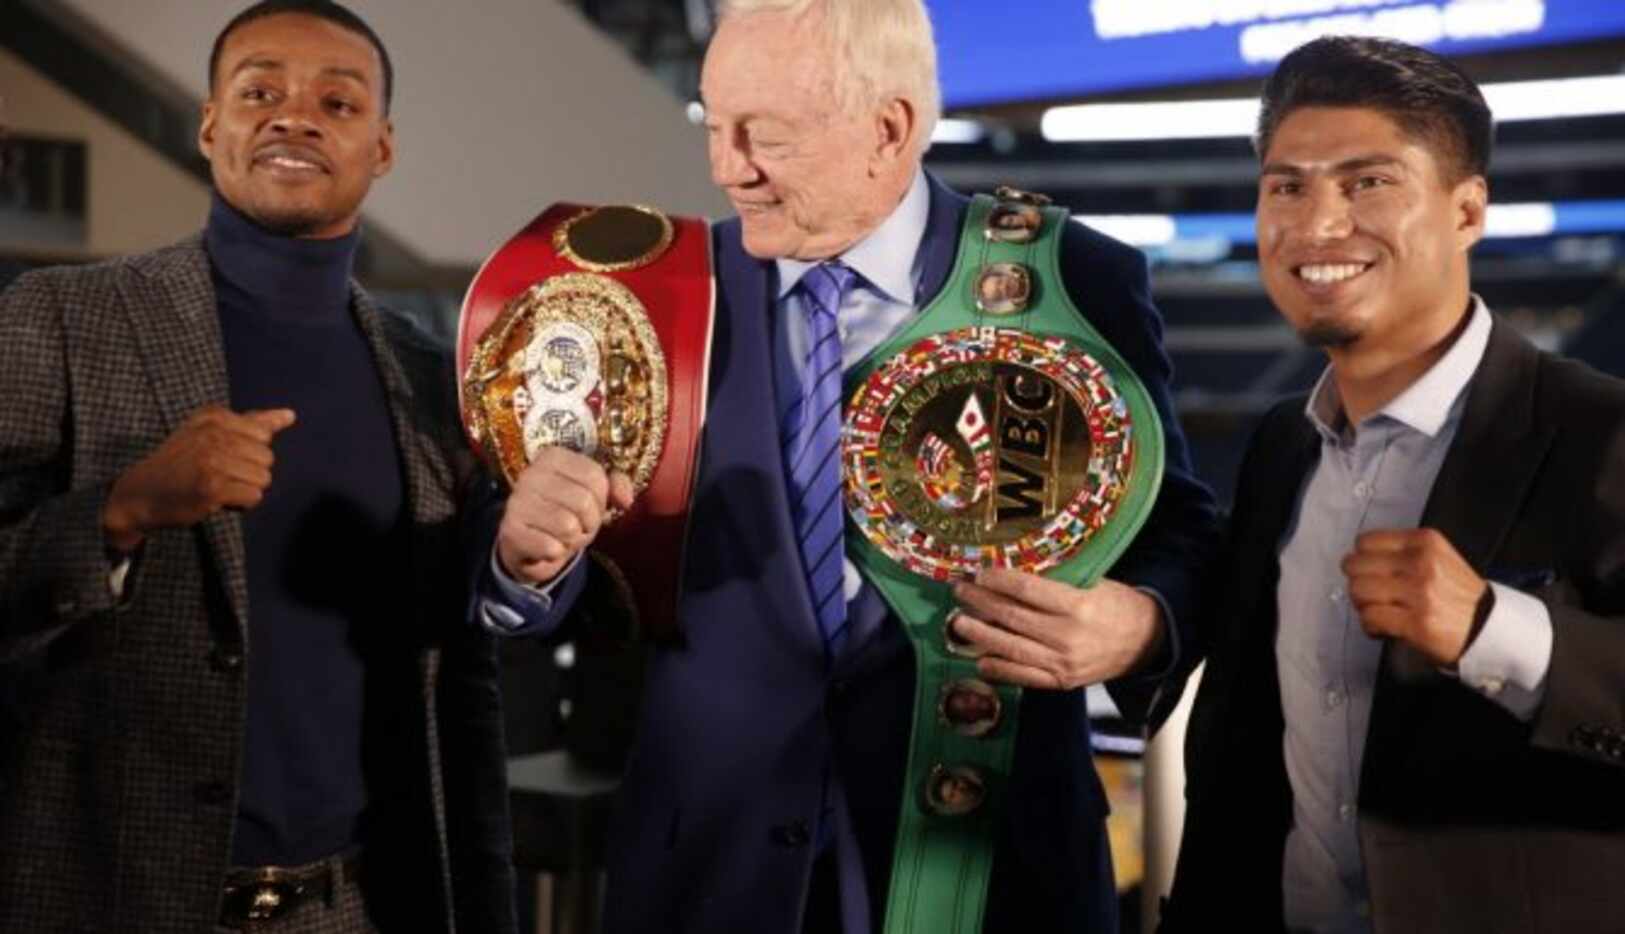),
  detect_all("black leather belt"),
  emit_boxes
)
[218,851,363,928]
